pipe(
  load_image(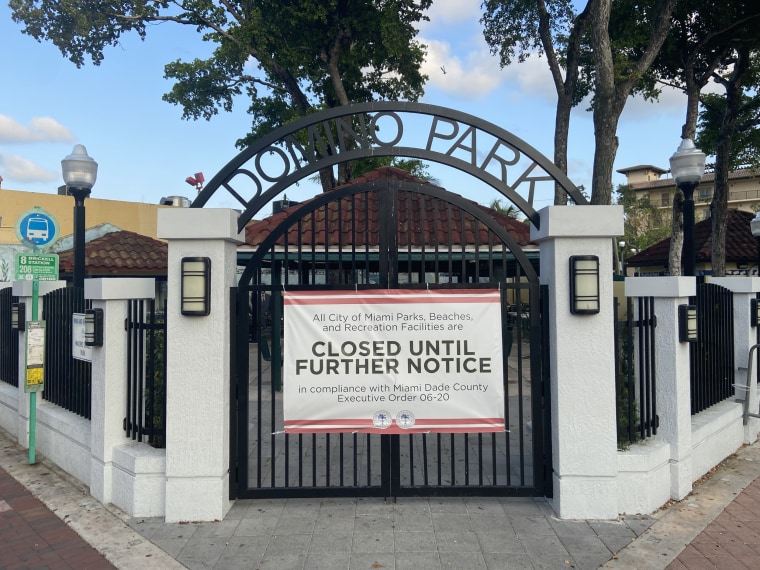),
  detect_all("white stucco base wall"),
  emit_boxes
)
[617,440,671,515]
[691,400,745,479]
[615,401,746,515]
[111,443,166,518]
[0,383,19,436]
[35,402,91,485]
